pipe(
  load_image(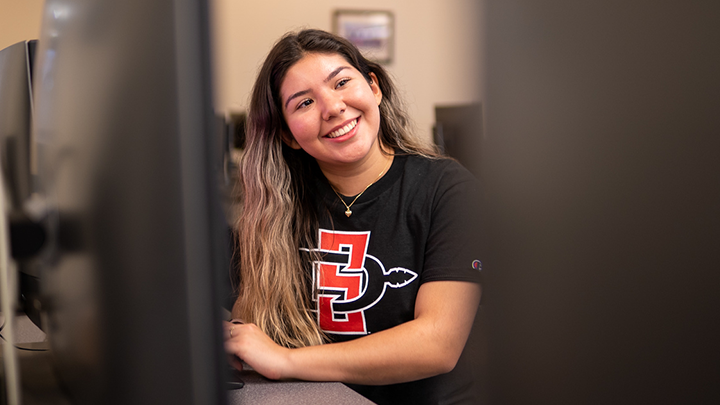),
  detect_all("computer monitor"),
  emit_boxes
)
[0,40,35,207]
[0,39,46,330]
[29,1,230,404]
[0,38,35,405]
